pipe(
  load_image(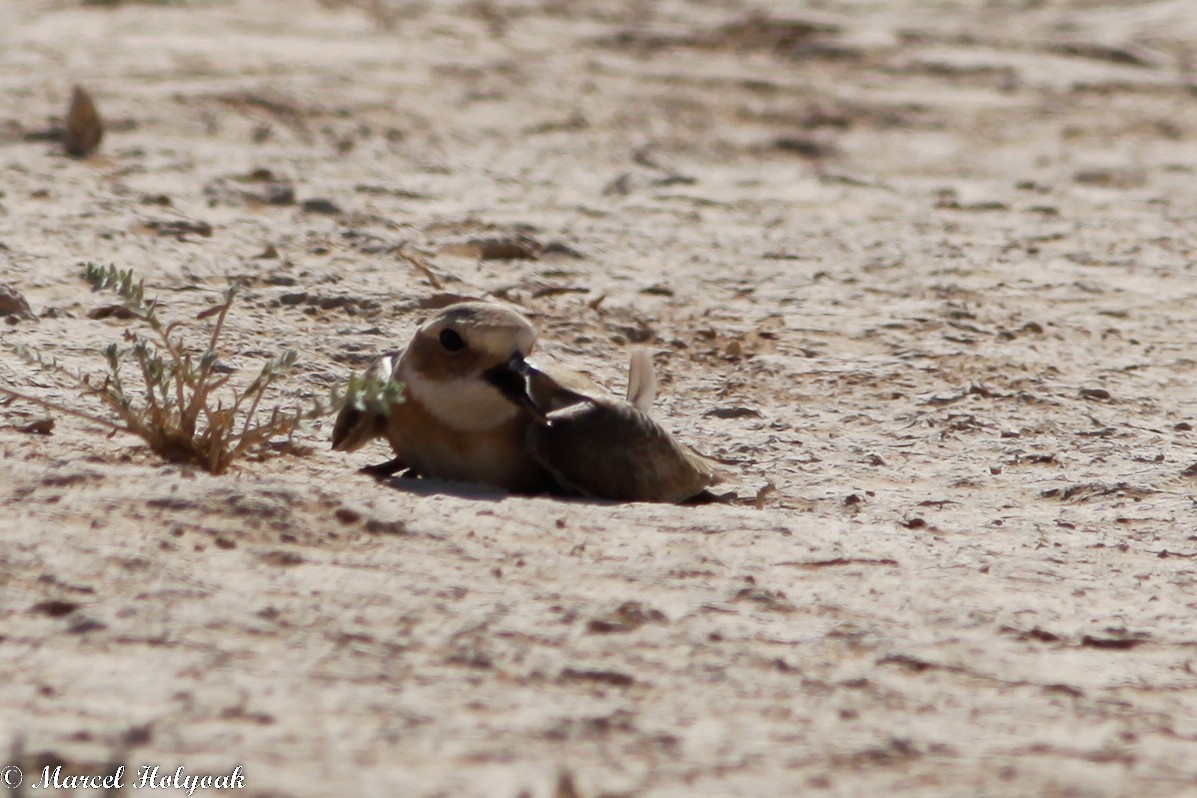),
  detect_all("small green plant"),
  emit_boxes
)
[1,264,403,474]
